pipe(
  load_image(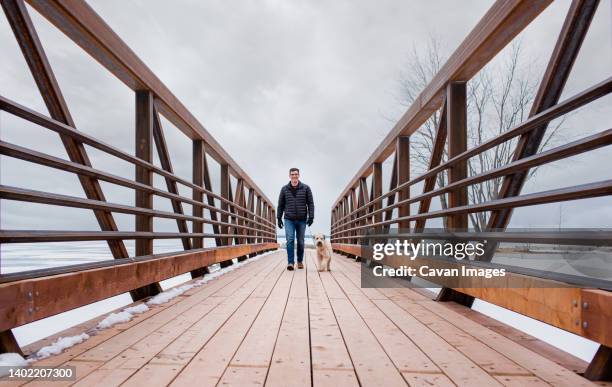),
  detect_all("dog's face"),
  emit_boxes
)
[314,233,326,247]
